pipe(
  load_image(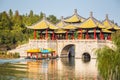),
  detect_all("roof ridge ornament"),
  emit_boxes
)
[90,11,93,18]
[112,20,114,24]
[74,9,77,15]
[106,14,109,20]
[61,16,64,21]
[43,13,46,20]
